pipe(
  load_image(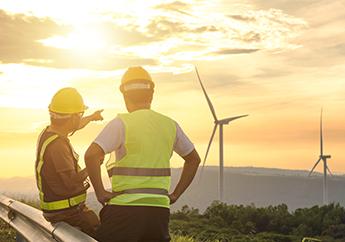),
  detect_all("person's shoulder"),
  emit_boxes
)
[105,116,124,128]
[41,134,70,158]
[111,116,123,122]
[151,110,176,122]
[48,135,69,149]
[39,130,66,146]
[98,116,125,135]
